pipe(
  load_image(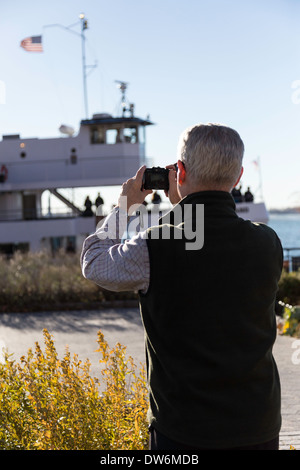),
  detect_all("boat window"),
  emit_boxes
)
[90,125,144,144]
[123,127,138,143]
[91,128,105,144]
[137,126,145,144]
[106,129,118,144]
